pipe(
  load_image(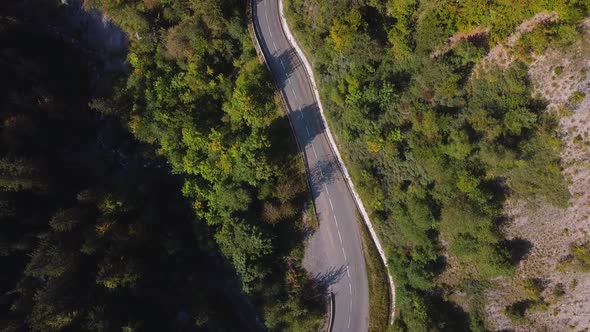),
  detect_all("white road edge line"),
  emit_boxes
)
[348,294,353,328]
[312,145,318,159]
[305,126,310,137]
[328,196,334,211]
[341,246,346,259]
[264,10,272,39]
[272,40,277,50]
[349,283,352,295]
